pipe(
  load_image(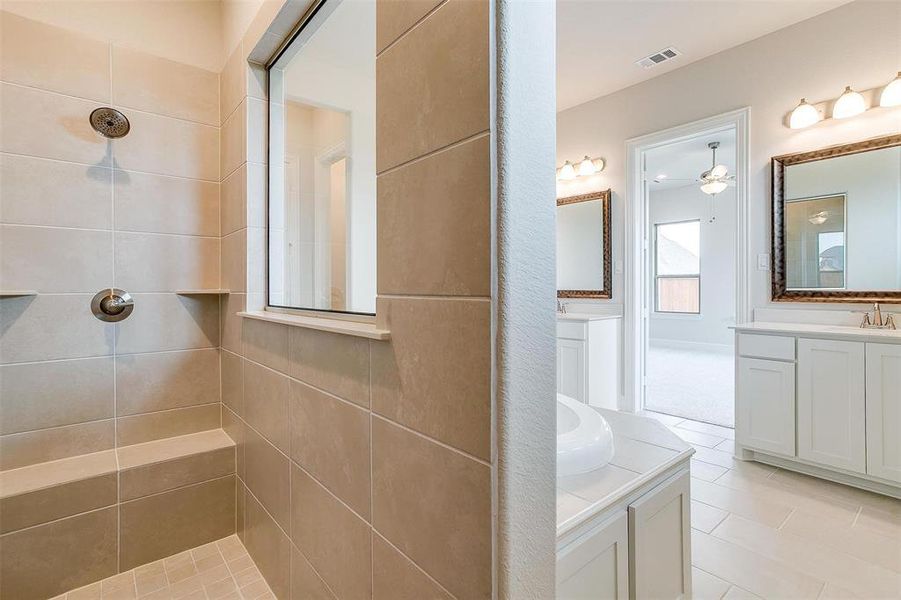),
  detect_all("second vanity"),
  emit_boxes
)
[557,312,622,409]
[733,317,901,497]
